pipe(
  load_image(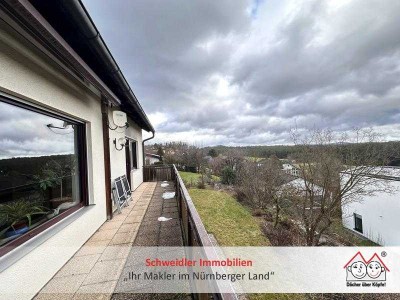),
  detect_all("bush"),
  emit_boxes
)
[251,209,274,222]
[234,188,247,203]
[196,180,206,189]
[263,211,274,222]
[262,221,302,246]
[252,208,264,217]
[221,166,236,185]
